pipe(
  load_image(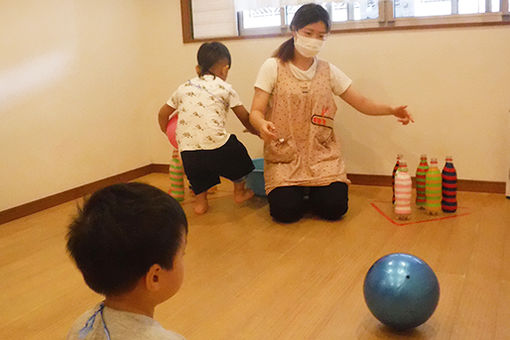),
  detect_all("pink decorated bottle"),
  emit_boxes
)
[425,158,442,215]
[415,154,429,209]
[441,156,457,213]
[392,154,402,204]
[394,160,412,220]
